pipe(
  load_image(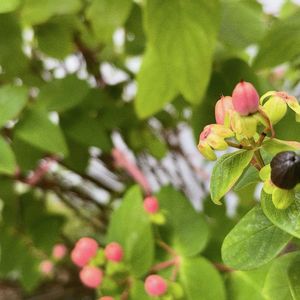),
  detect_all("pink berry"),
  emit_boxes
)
[143,196,159,214]
[99,297,114,300]
[215,96,234,125]
[71,248,91,267]
[39,260,53,275]
[144,275,167,297]
[79,266,103,289]
[76,237,98,257]
[104,242,123,262]
[232,81,259,116]
[52,243,67,260]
